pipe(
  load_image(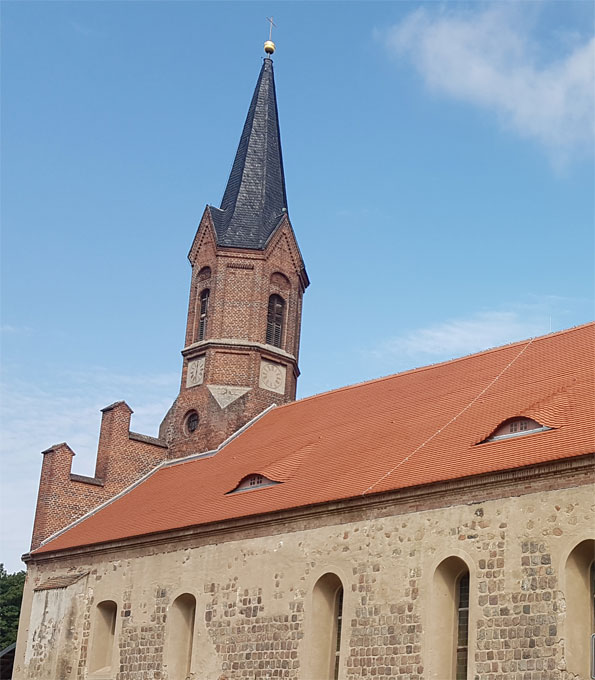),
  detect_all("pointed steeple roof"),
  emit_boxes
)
[209,57,288,250]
